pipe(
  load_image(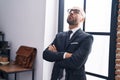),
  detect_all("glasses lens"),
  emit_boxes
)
[67,9,71,13]
[67,9,80,14]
